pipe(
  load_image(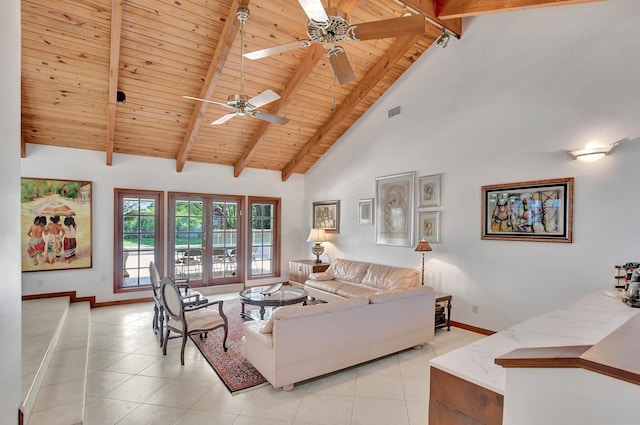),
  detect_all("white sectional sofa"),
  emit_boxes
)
[304,258,421,302]
[241,285,435,390]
